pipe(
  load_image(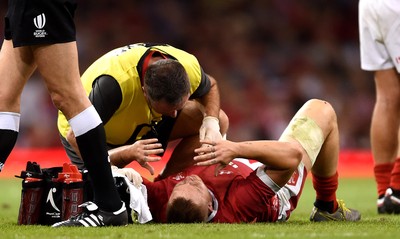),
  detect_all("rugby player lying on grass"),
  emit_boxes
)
[133,99,361,223]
